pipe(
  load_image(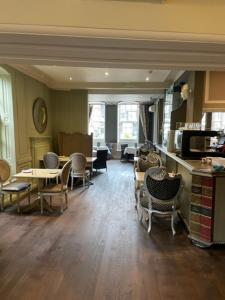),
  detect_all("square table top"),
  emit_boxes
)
[14,169,62,179]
